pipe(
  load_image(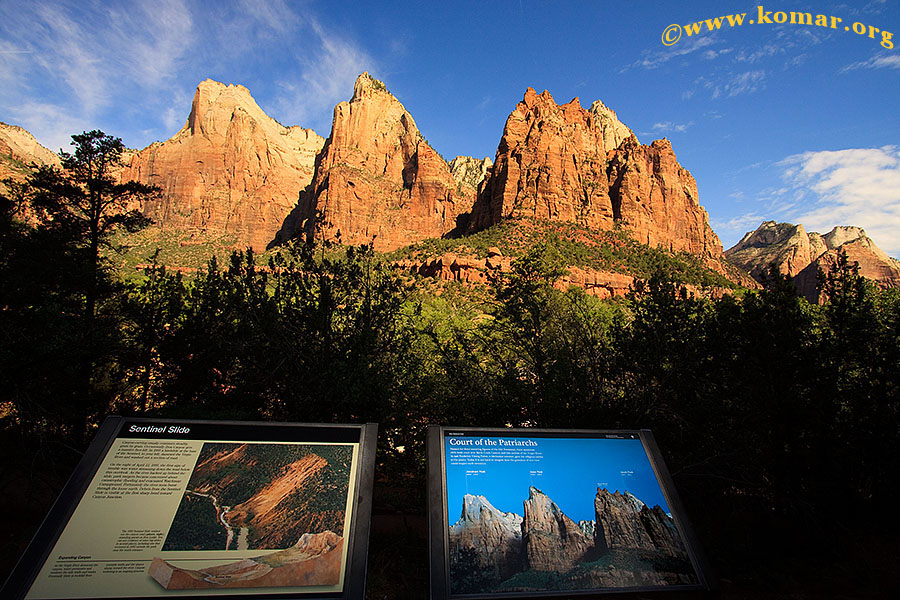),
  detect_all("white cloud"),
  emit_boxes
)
[841,54,900,73]
[648,121,693,134]
[709,70,766,99]
[274,17,375,132]
[735,43,782,63]
[777,146,900,256]
[624,34,718,71]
